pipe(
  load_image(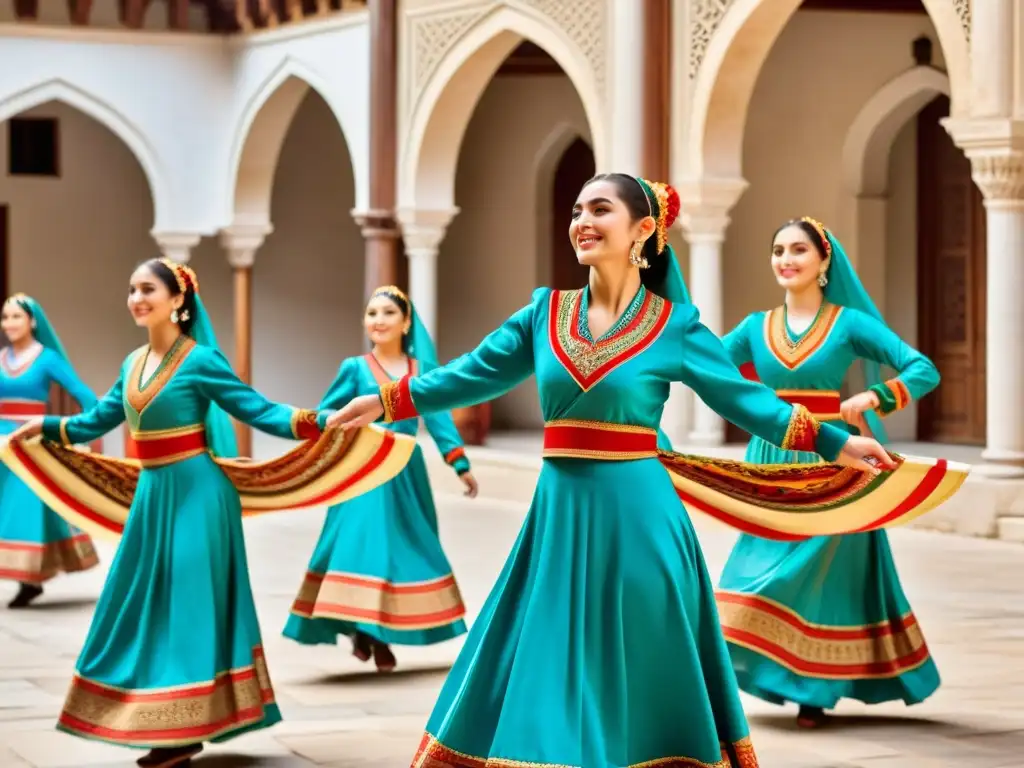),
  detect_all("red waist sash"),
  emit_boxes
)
[776,390,841,421]
[126,425,207,467]
[0,400,46,419]
[542,419,658,461]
